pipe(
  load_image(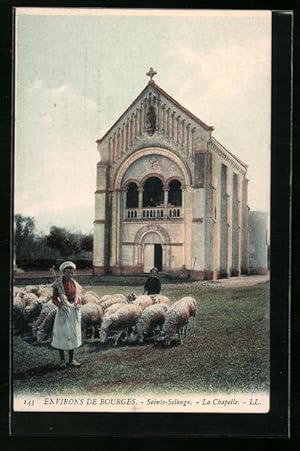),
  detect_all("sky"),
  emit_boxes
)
[15,9,271,235]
